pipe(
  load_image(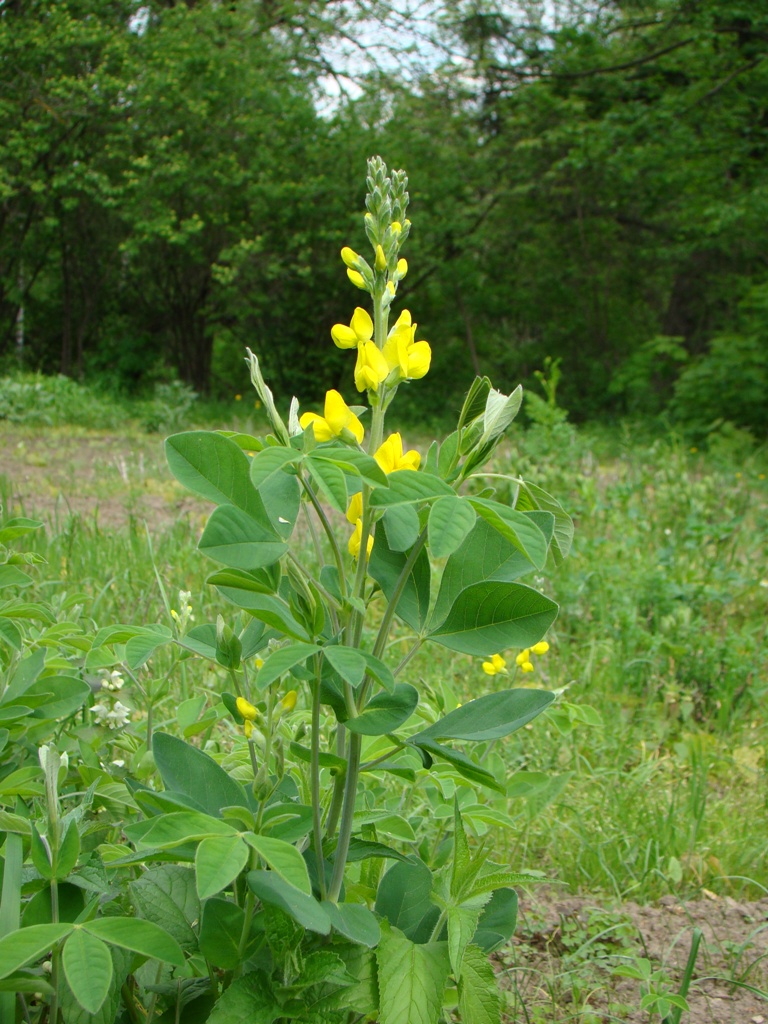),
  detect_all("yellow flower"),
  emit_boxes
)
[300,390,364,444]
[341,246,360,269]
[354,340,390,393]
[281,690,298,712]
[244,719,254,739]
[236,696,258,721]
[347,269,367,290]
[348,519,373,560]
[520,661,535,673]
[531,641,550,656]
[235,394,242,401]
[374,433,421,474]
[382,310,432,382]
[331,307,373,350]
[395,258,407,280]
[482,653,506,675]
[346,491,363,524]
